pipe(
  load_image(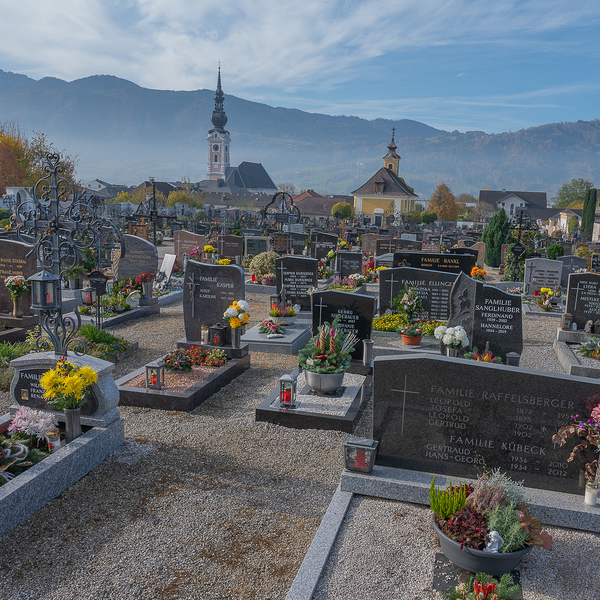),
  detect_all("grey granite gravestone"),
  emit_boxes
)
[558,255,587,288]
[0,239,37,314]
[245,236,269,257]
[379,267,457,318]
[312,232,338,260]
[372,354,598,494]
[183,260,245,341]
[566,272,600,329]
[290,232,307,255]
[422,242,441,253]
[447,272,523,359]
[524,257,562,295]
[393,251,475,275]
[311,290,376,361]
[218,235,244,259]
[337,252,363,278]
[112,234,158,280]
[174,230,205,268]
[275,256,318,311]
